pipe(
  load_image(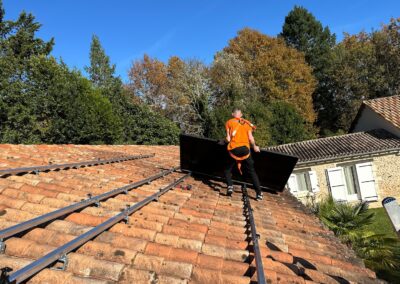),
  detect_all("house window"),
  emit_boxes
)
[287,170,319,194]
[343,165,360,196]
[296,172,311,192]
[326,162,378,202]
